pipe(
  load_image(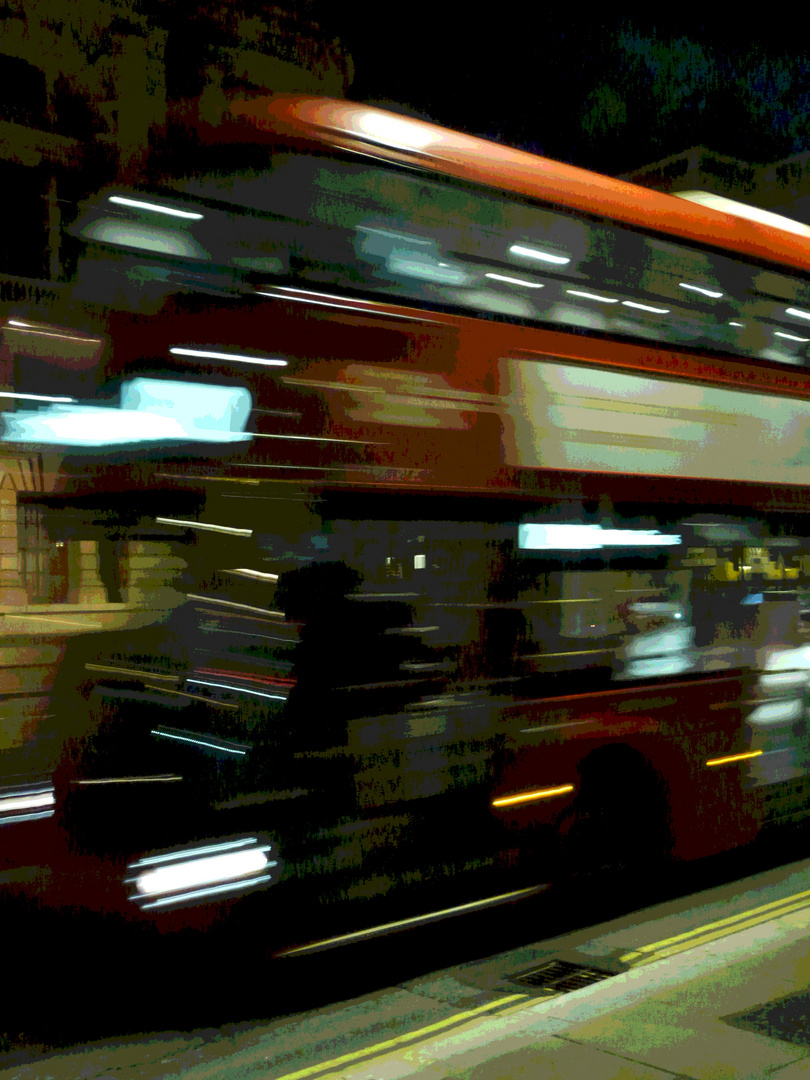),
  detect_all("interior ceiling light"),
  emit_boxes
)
[518,523,681,550]
[679,283,724,299]
[621,301,670,314]
[566,290,618,304]
[170,347,287,367]
[108,195,203,220]
[509,245,570,266]
[775,331,810,343]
